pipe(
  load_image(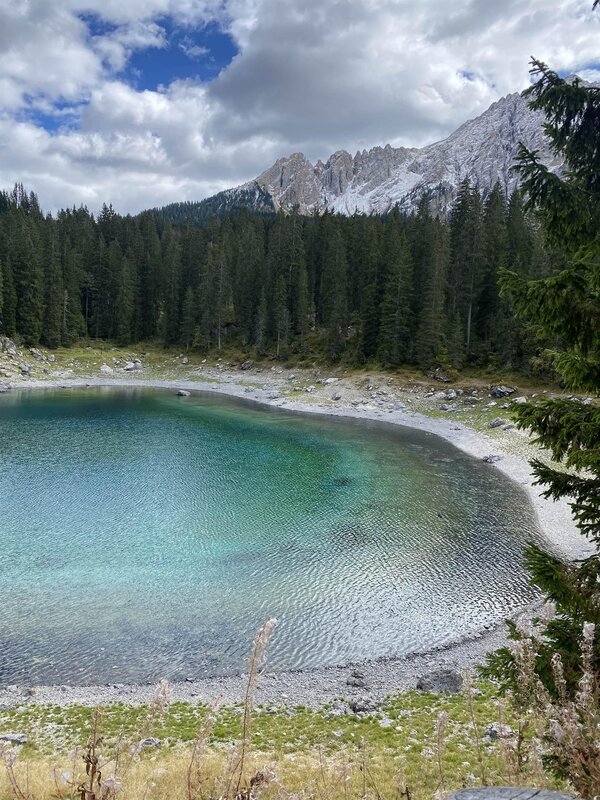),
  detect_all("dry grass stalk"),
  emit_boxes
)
[225,617,278,800]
